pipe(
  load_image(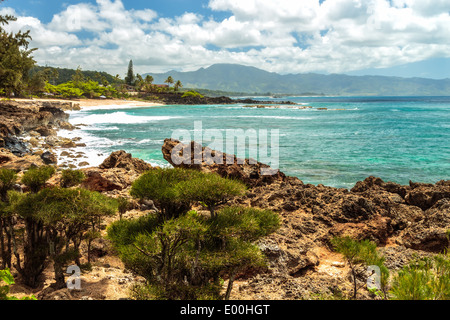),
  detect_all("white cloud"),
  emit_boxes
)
[1,0,449,76]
